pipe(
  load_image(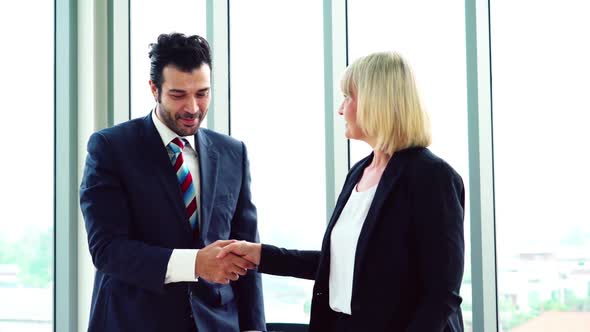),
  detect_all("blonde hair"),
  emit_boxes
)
[340,52,431,155]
